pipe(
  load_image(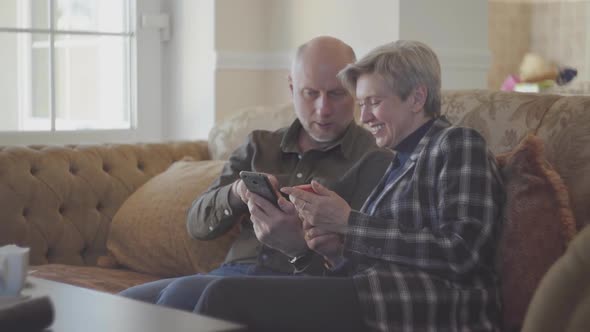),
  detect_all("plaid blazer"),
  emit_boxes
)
[345,117,504,332]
